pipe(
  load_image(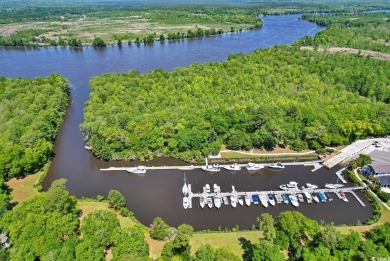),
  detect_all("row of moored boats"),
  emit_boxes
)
[183,181,349,209]
[201,162,284,172]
